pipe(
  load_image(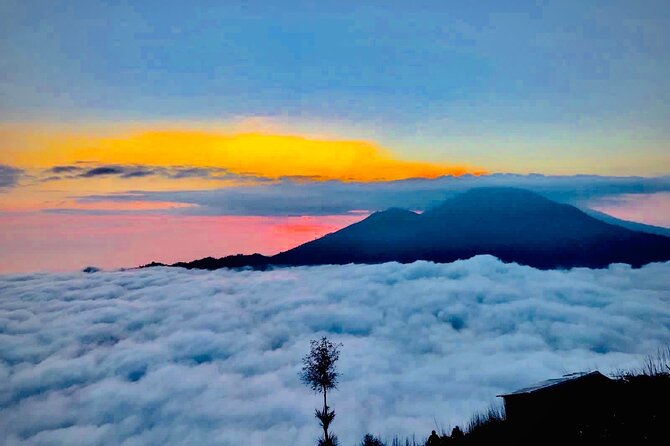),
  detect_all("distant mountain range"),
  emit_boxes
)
[142,188,670,270]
